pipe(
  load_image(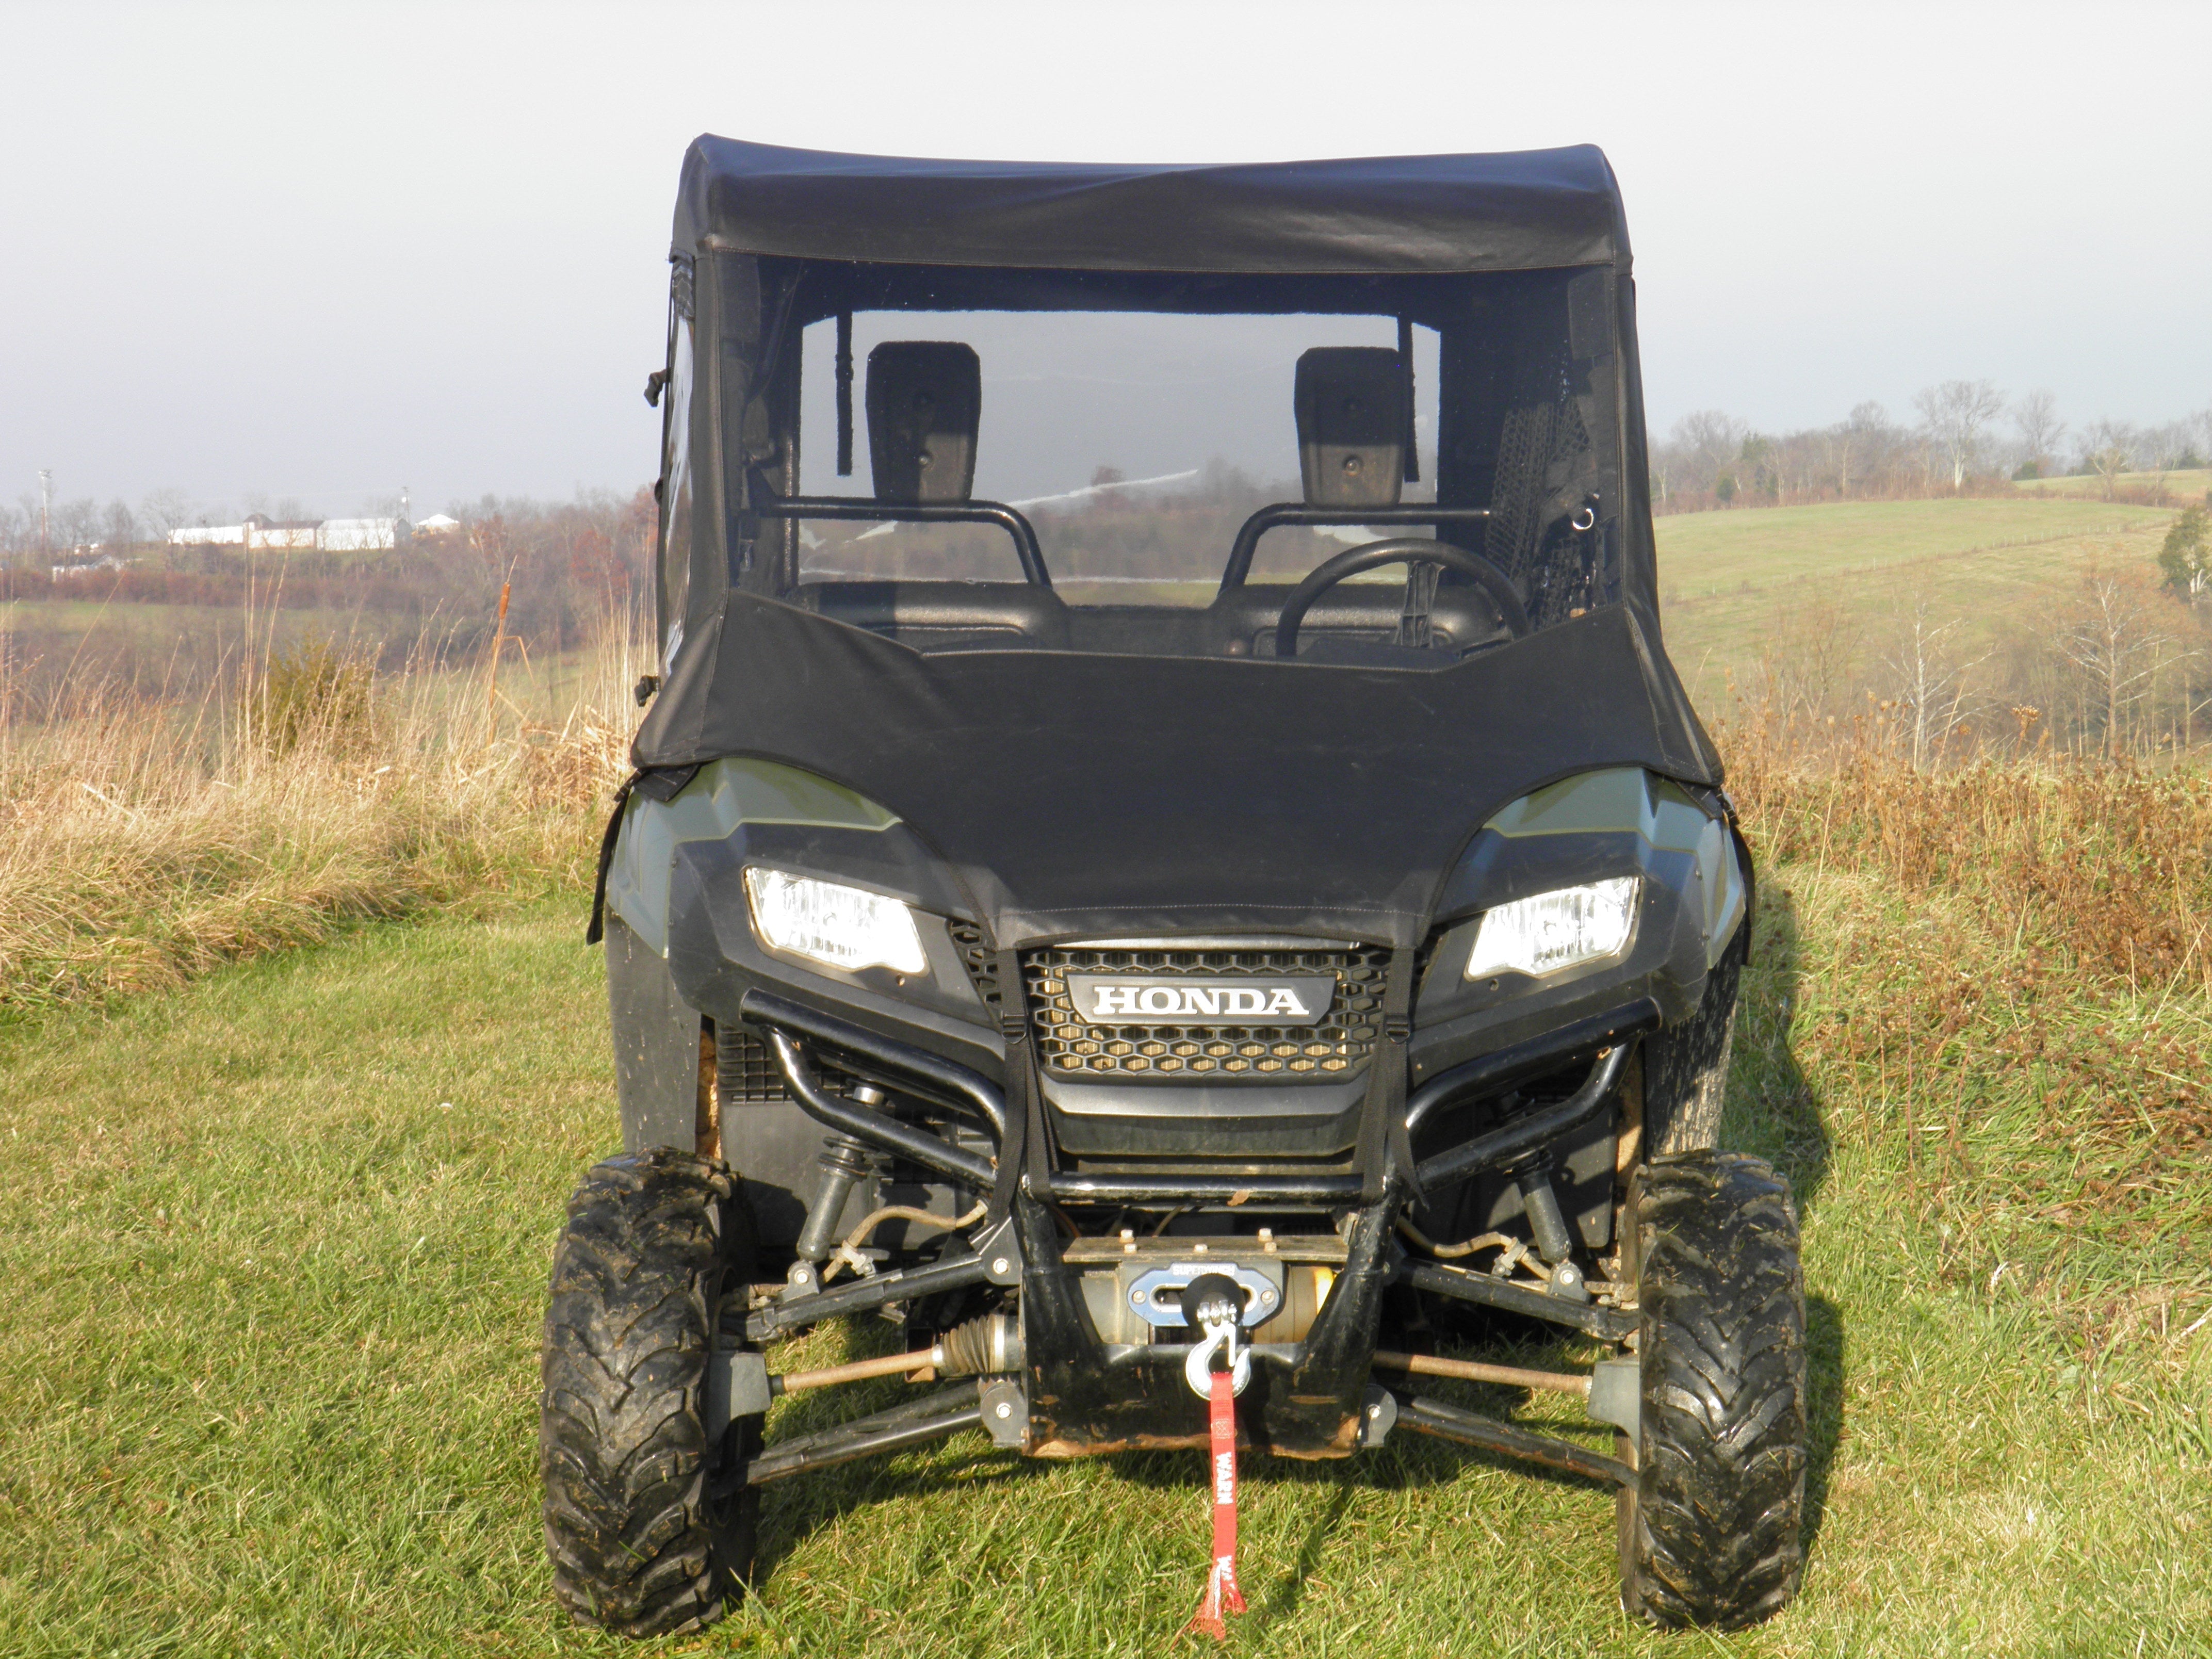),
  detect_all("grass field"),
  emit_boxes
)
[2013,468,2212,501]
[2,847,2206,1654]
[1655,497,2182,706]
[4,498,2209,1654]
